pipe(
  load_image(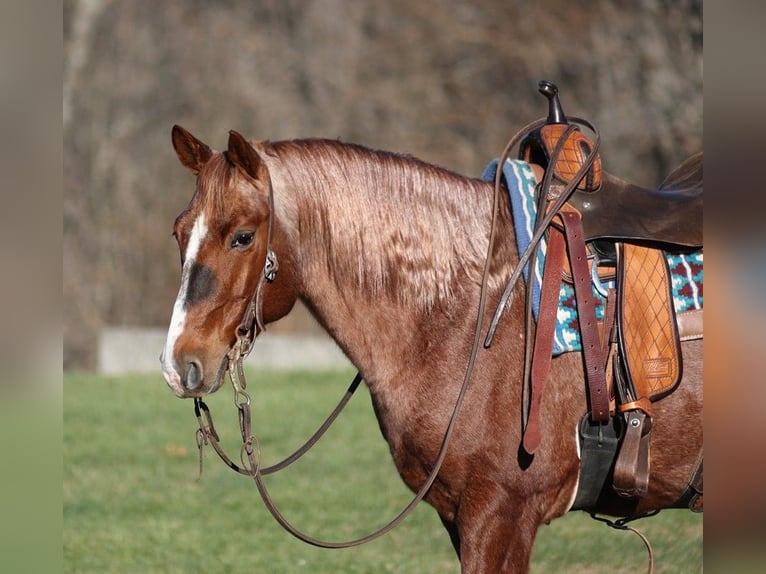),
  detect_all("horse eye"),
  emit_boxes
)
[231,231,255,249]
